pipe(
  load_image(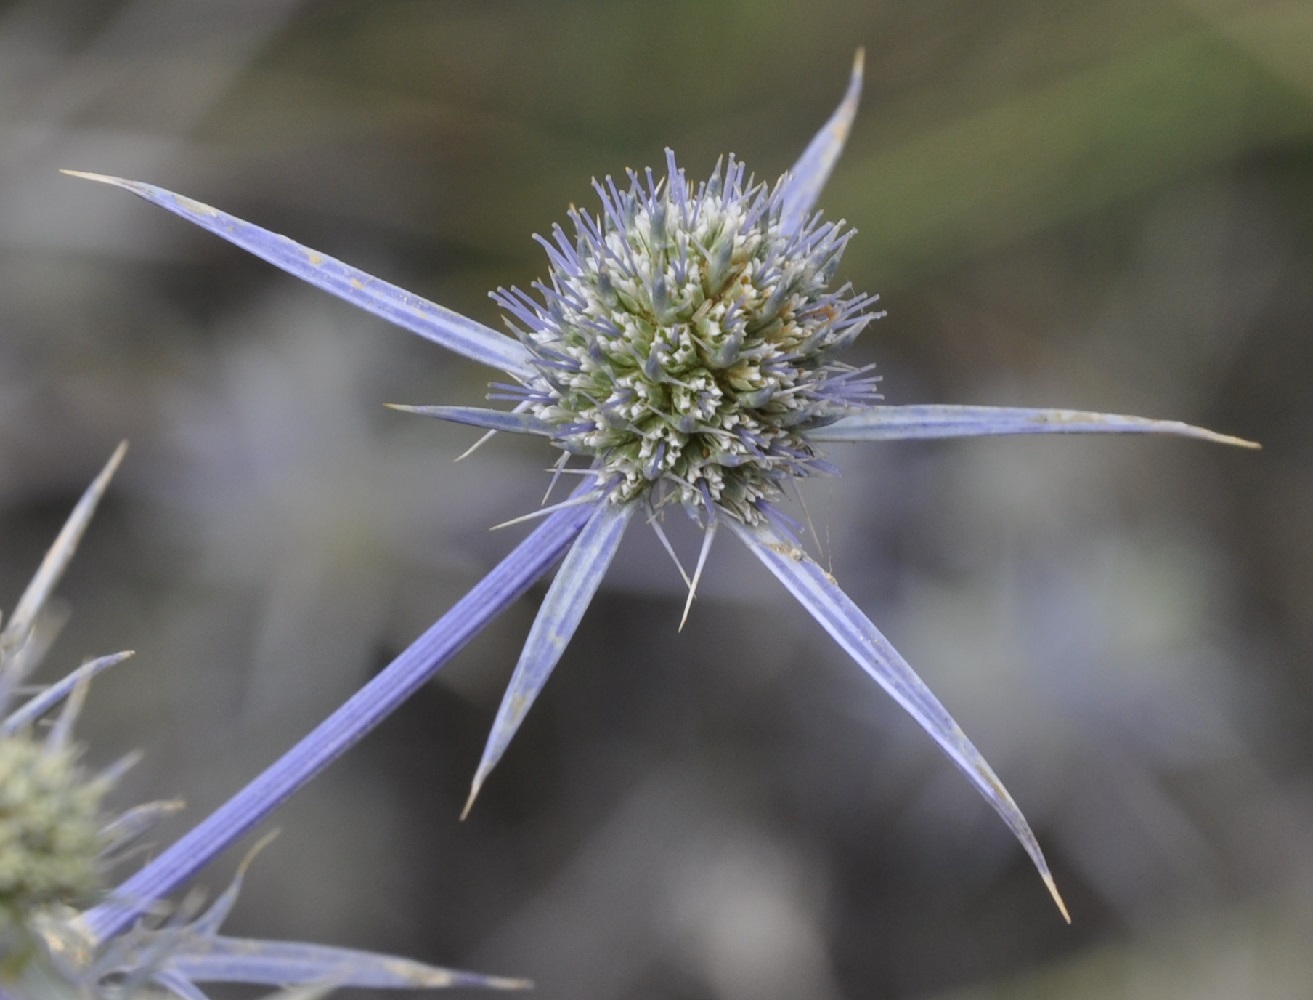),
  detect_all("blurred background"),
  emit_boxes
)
[2,1,1311,997]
